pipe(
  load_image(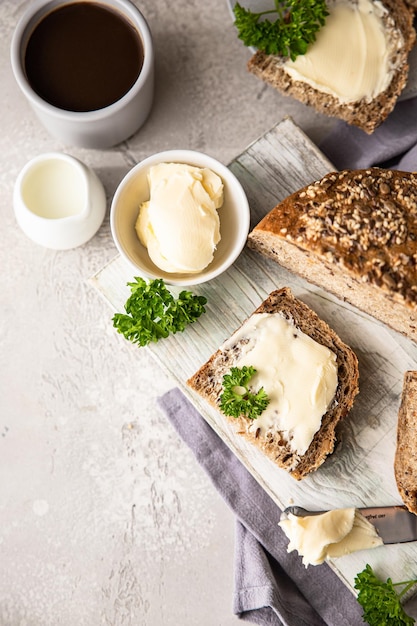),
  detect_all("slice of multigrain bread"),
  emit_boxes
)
[247,0,415,134]
[247,168,417,343]
[187,287,359,480]
[395,371,417,514]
